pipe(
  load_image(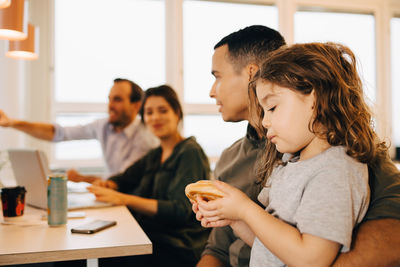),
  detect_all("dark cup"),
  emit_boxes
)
[1,186,26,218]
